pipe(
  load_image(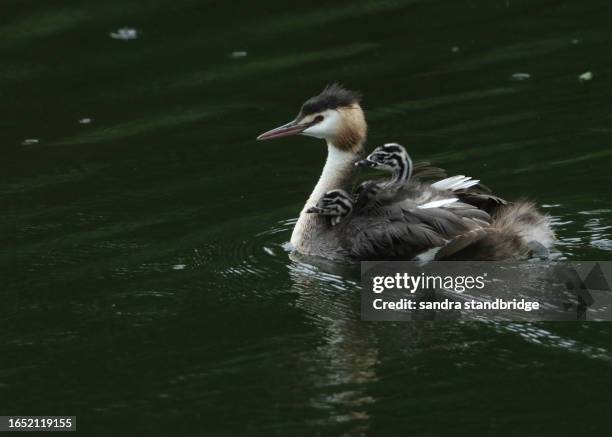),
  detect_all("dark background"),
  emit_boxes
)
[1,0,612,435]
